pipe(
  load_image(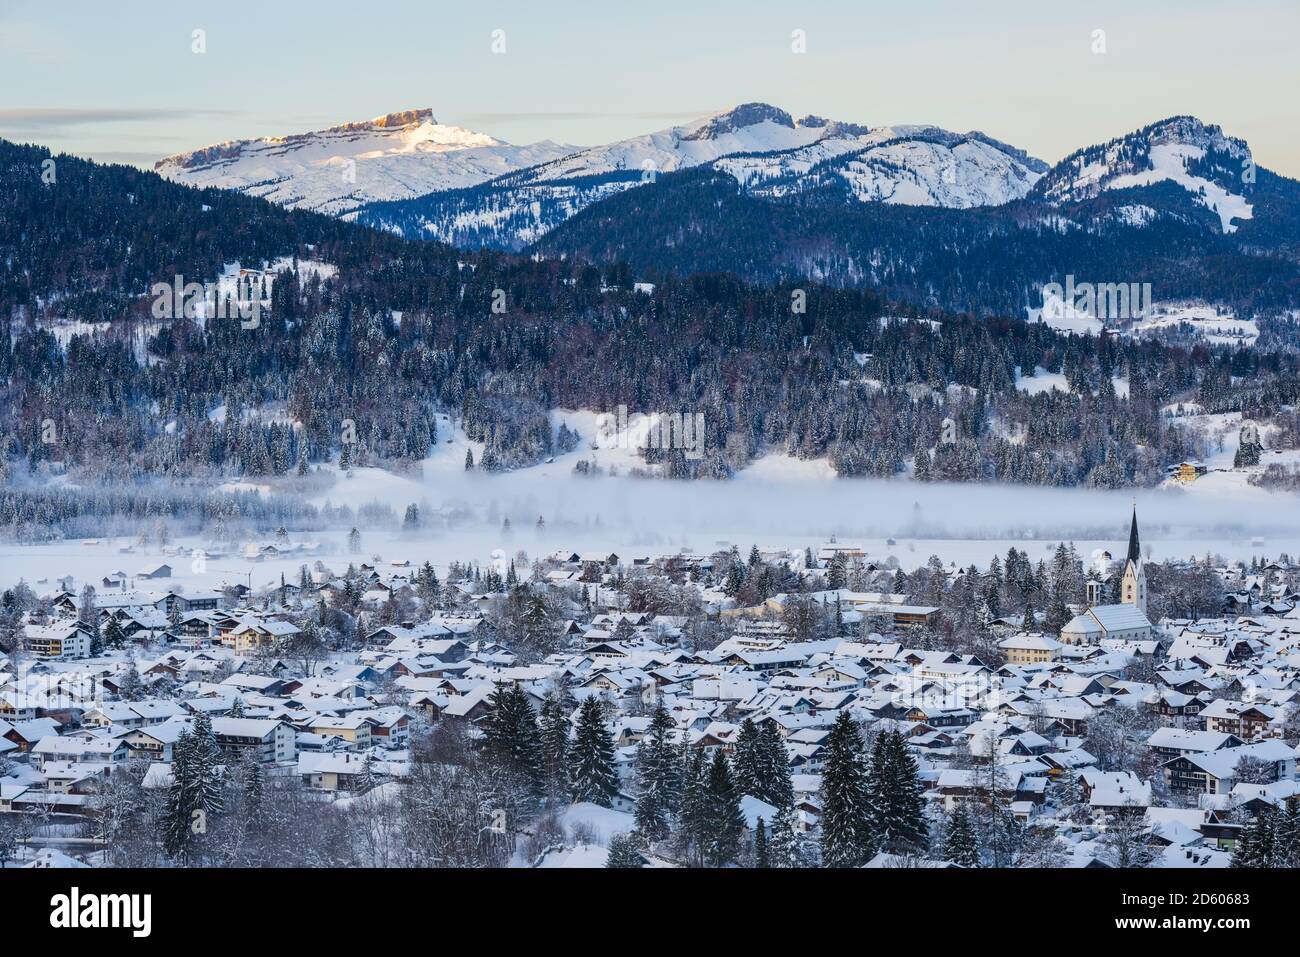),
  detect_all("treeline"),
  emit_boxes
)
[0,482,328,543]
